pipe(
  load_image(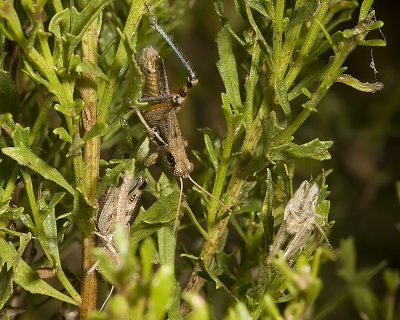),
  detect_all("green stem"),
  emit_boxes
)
[284,0,330,89]
[277,0,305,79]
[244,43,261,127]
[185,204,209,240]
[98,0,146,123]
[79,13,101,318]
[30,98,51,145]
[207,125,234,228]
